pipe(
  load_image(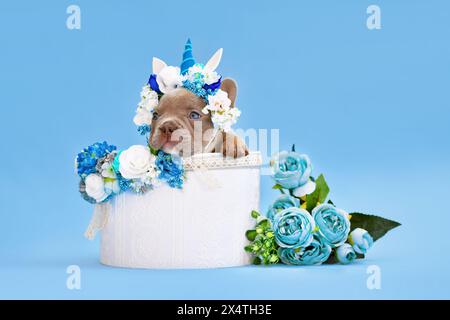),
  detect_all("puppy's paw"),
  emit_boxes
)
[221,133,249,158]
